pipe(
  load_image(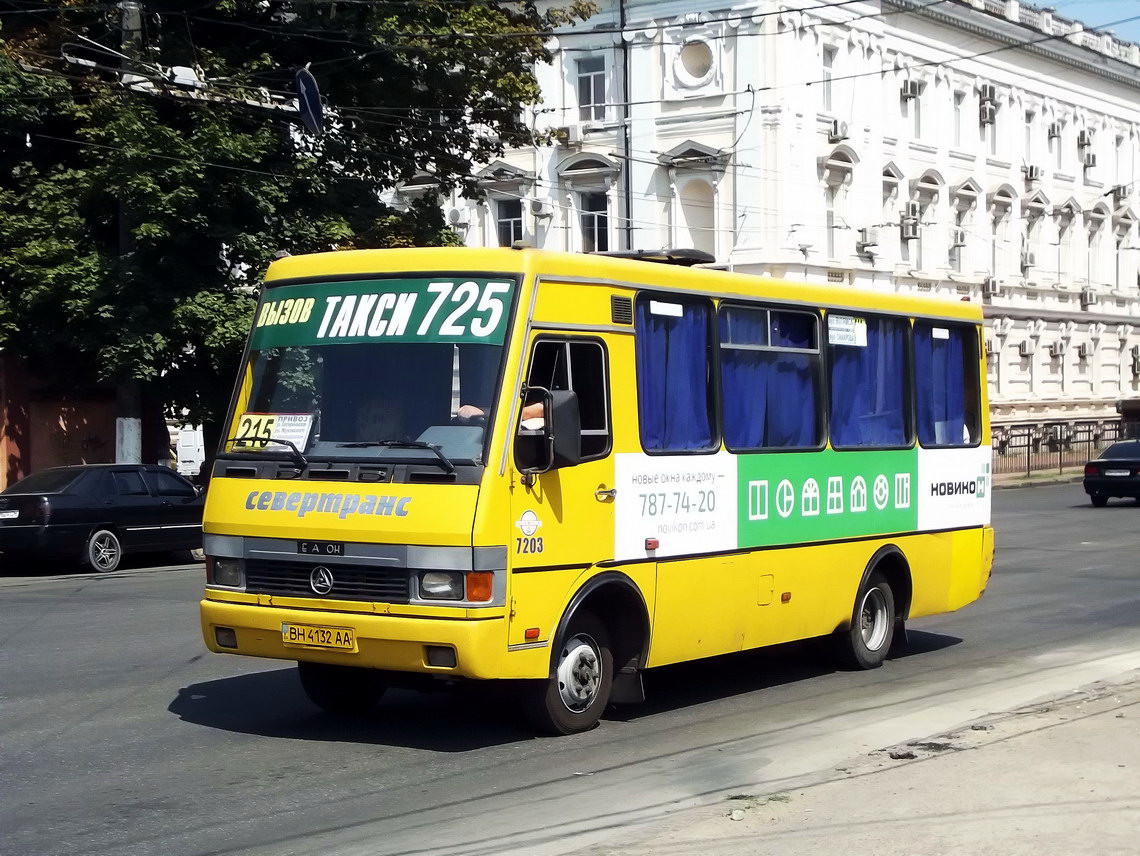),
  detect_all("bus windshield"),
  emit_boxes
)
[224,276,517,465]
